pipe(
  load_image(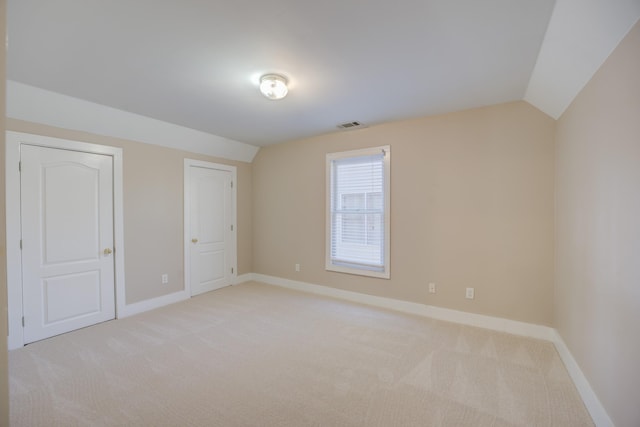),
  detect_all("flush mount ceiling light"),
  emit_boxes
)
[259,74,288,100]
